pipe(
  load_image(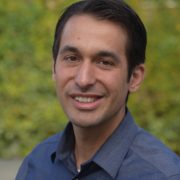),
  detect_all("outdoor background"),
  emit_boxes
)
[0,0,179,159]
